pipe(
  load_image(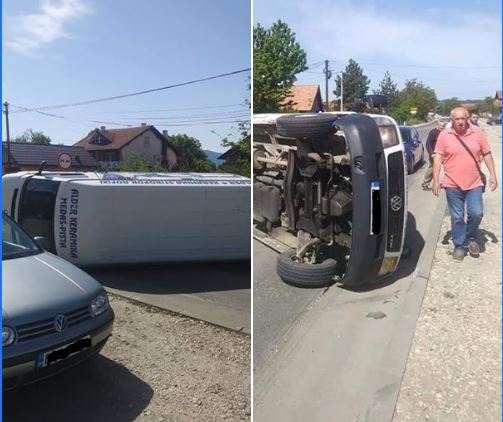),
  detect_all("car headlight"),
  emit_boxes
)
[91,293,109,317]
[2,326,16,347]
